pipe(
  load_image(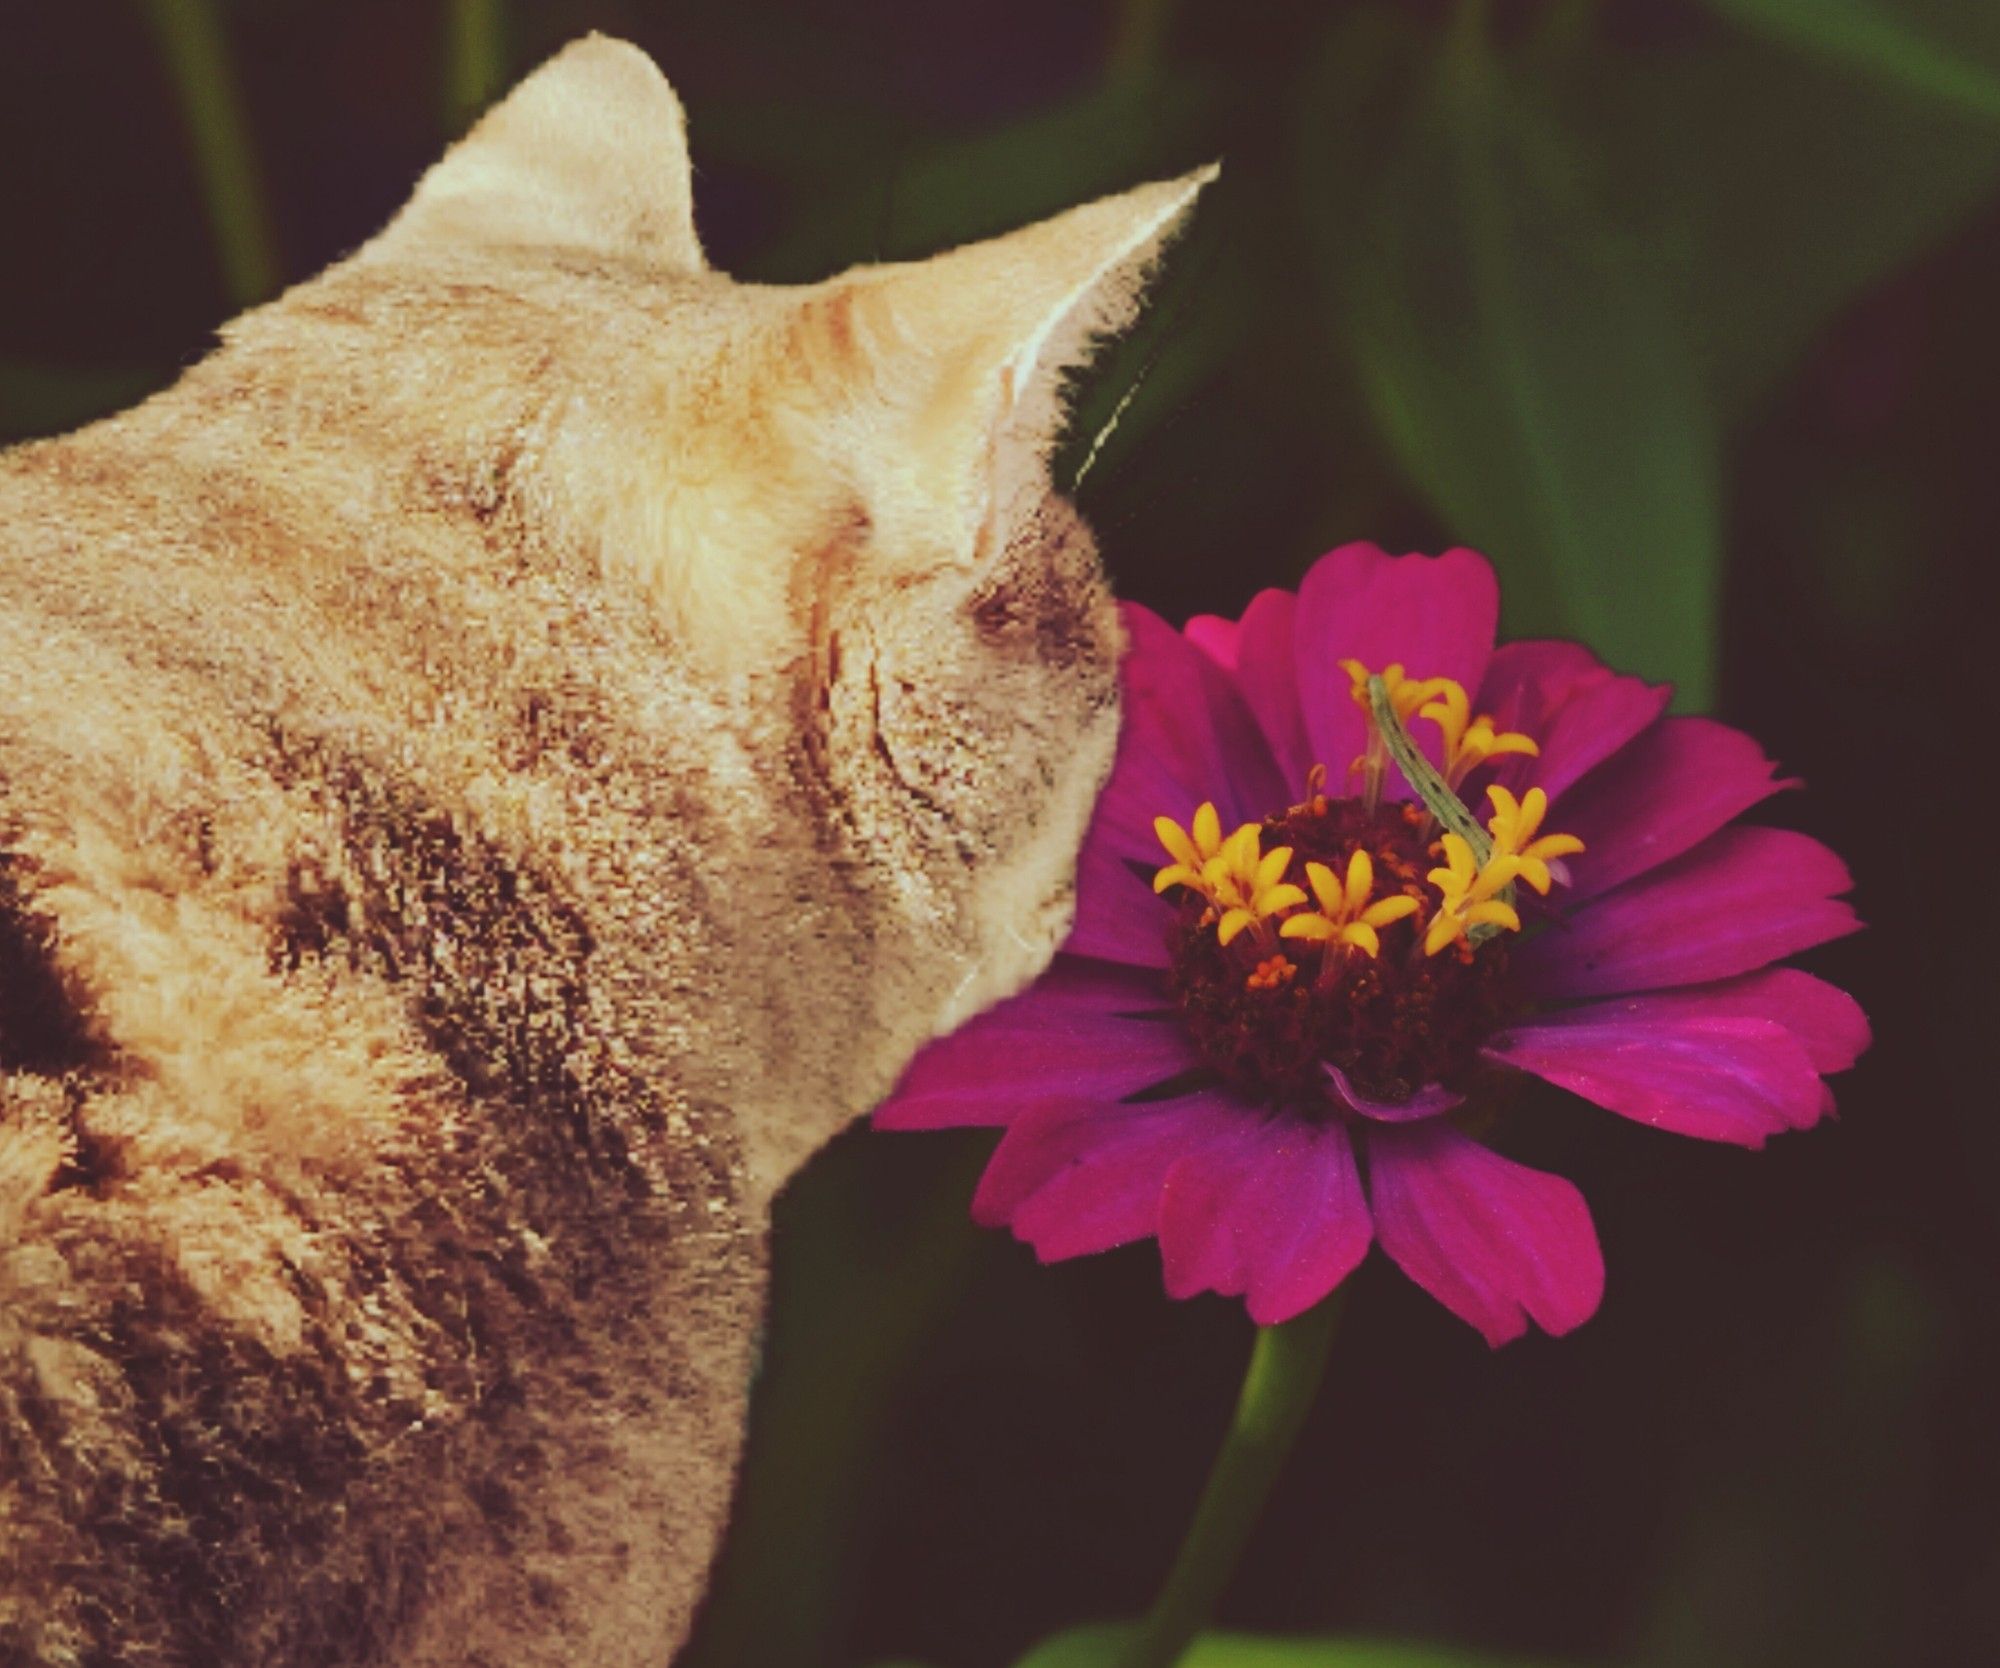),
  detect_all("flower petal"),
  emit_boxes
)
[1517,827,1860,999]
[1069,608,1296,967]
[1295,545,1500,794]
[1368,1123,1605,1347]
[1184,612,1241,670]
[1234,588,1316,792]
[1122,602,1289,828]
[1069,839,1174,967]
[1477,639,1599,716]
[1505,968,1870,1120]
[875,961,1189,1130]
[1157,1115,1371,1324]
[1486,1008,1828,1148]
[1476,640,1669,803]
[972,1093,1241,1262]
[1554,717,1794,901]
[1618,969,1871,1076]
[1322,1064,1464,1123]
